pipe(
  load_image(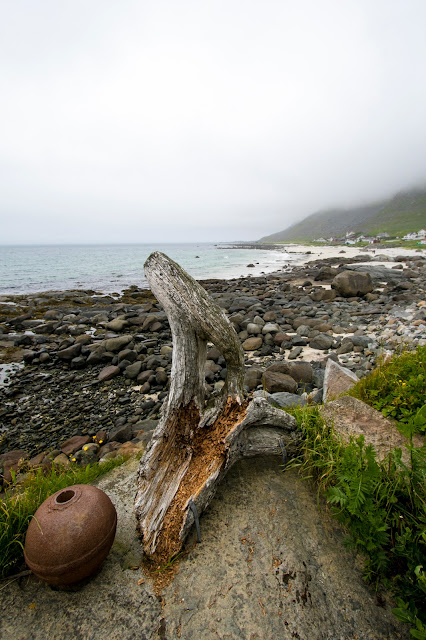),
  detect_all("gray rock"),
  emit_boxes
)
[262,322,280,334]
[57,343,81,360]
[247,322,262,335]
[105,317,128,331]
[268,360,313,383]
[270,392,307,408]
[323,358,358,402]
[242,336,263,351]
[109,422,133,443]
[321,396,419,463]
[98,365,121,382]
[117,349,137,363]
[262,370,298,394]
[309,334,334,350]
[332,270,373,297]
[103,335,133,353]
[244,367,263,390]
[125,361,142,379]
[288,346,303,359]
